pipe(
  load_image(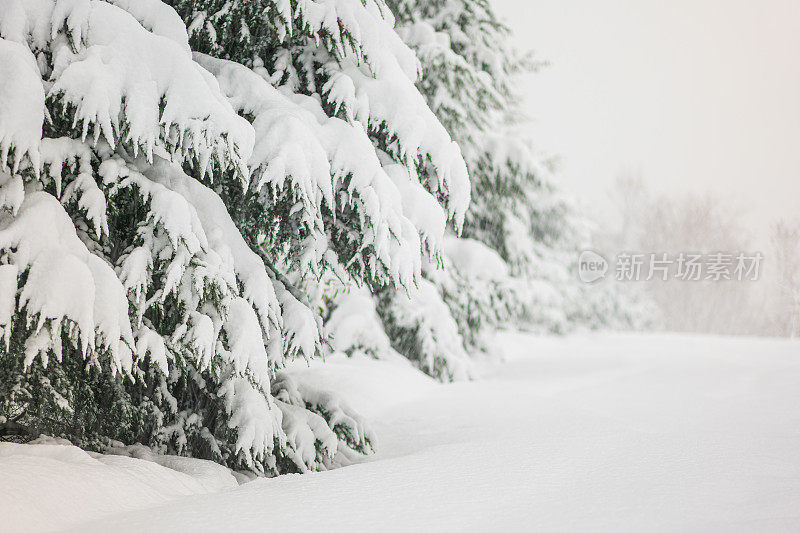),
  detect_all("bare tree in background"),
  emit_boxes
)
[770,220,800,338]
[605,176,772,336]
